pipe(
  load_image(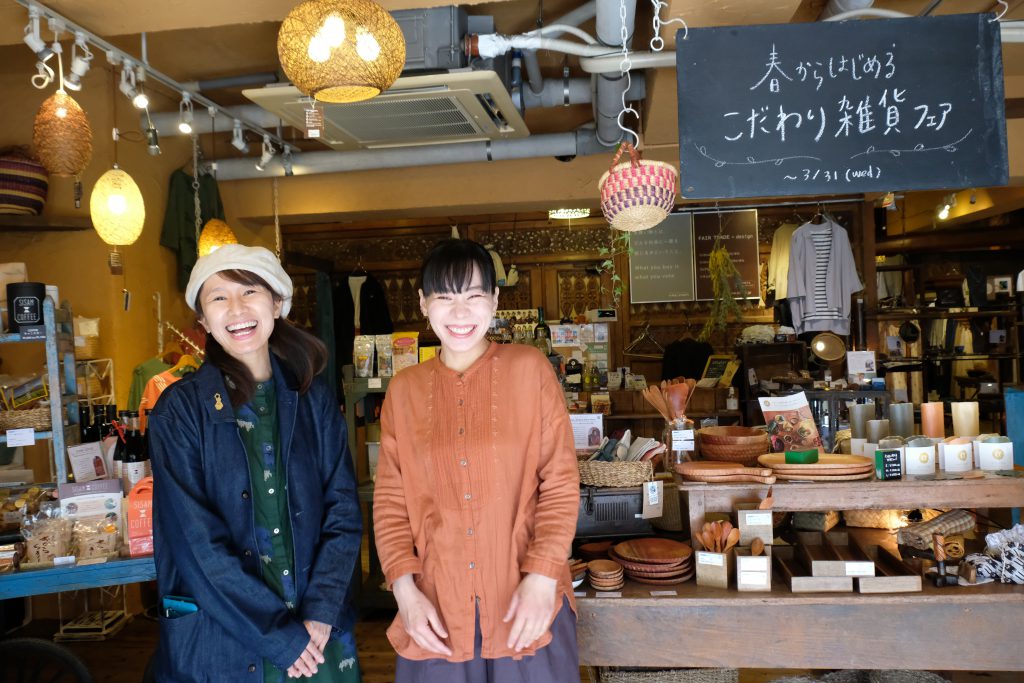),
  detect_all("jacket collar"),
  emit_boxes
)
[196,354,298,424]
